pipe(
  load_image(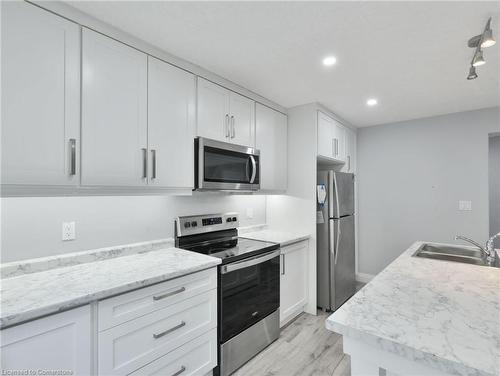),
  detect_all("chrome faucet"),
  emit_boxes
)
[455,233,499,266]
